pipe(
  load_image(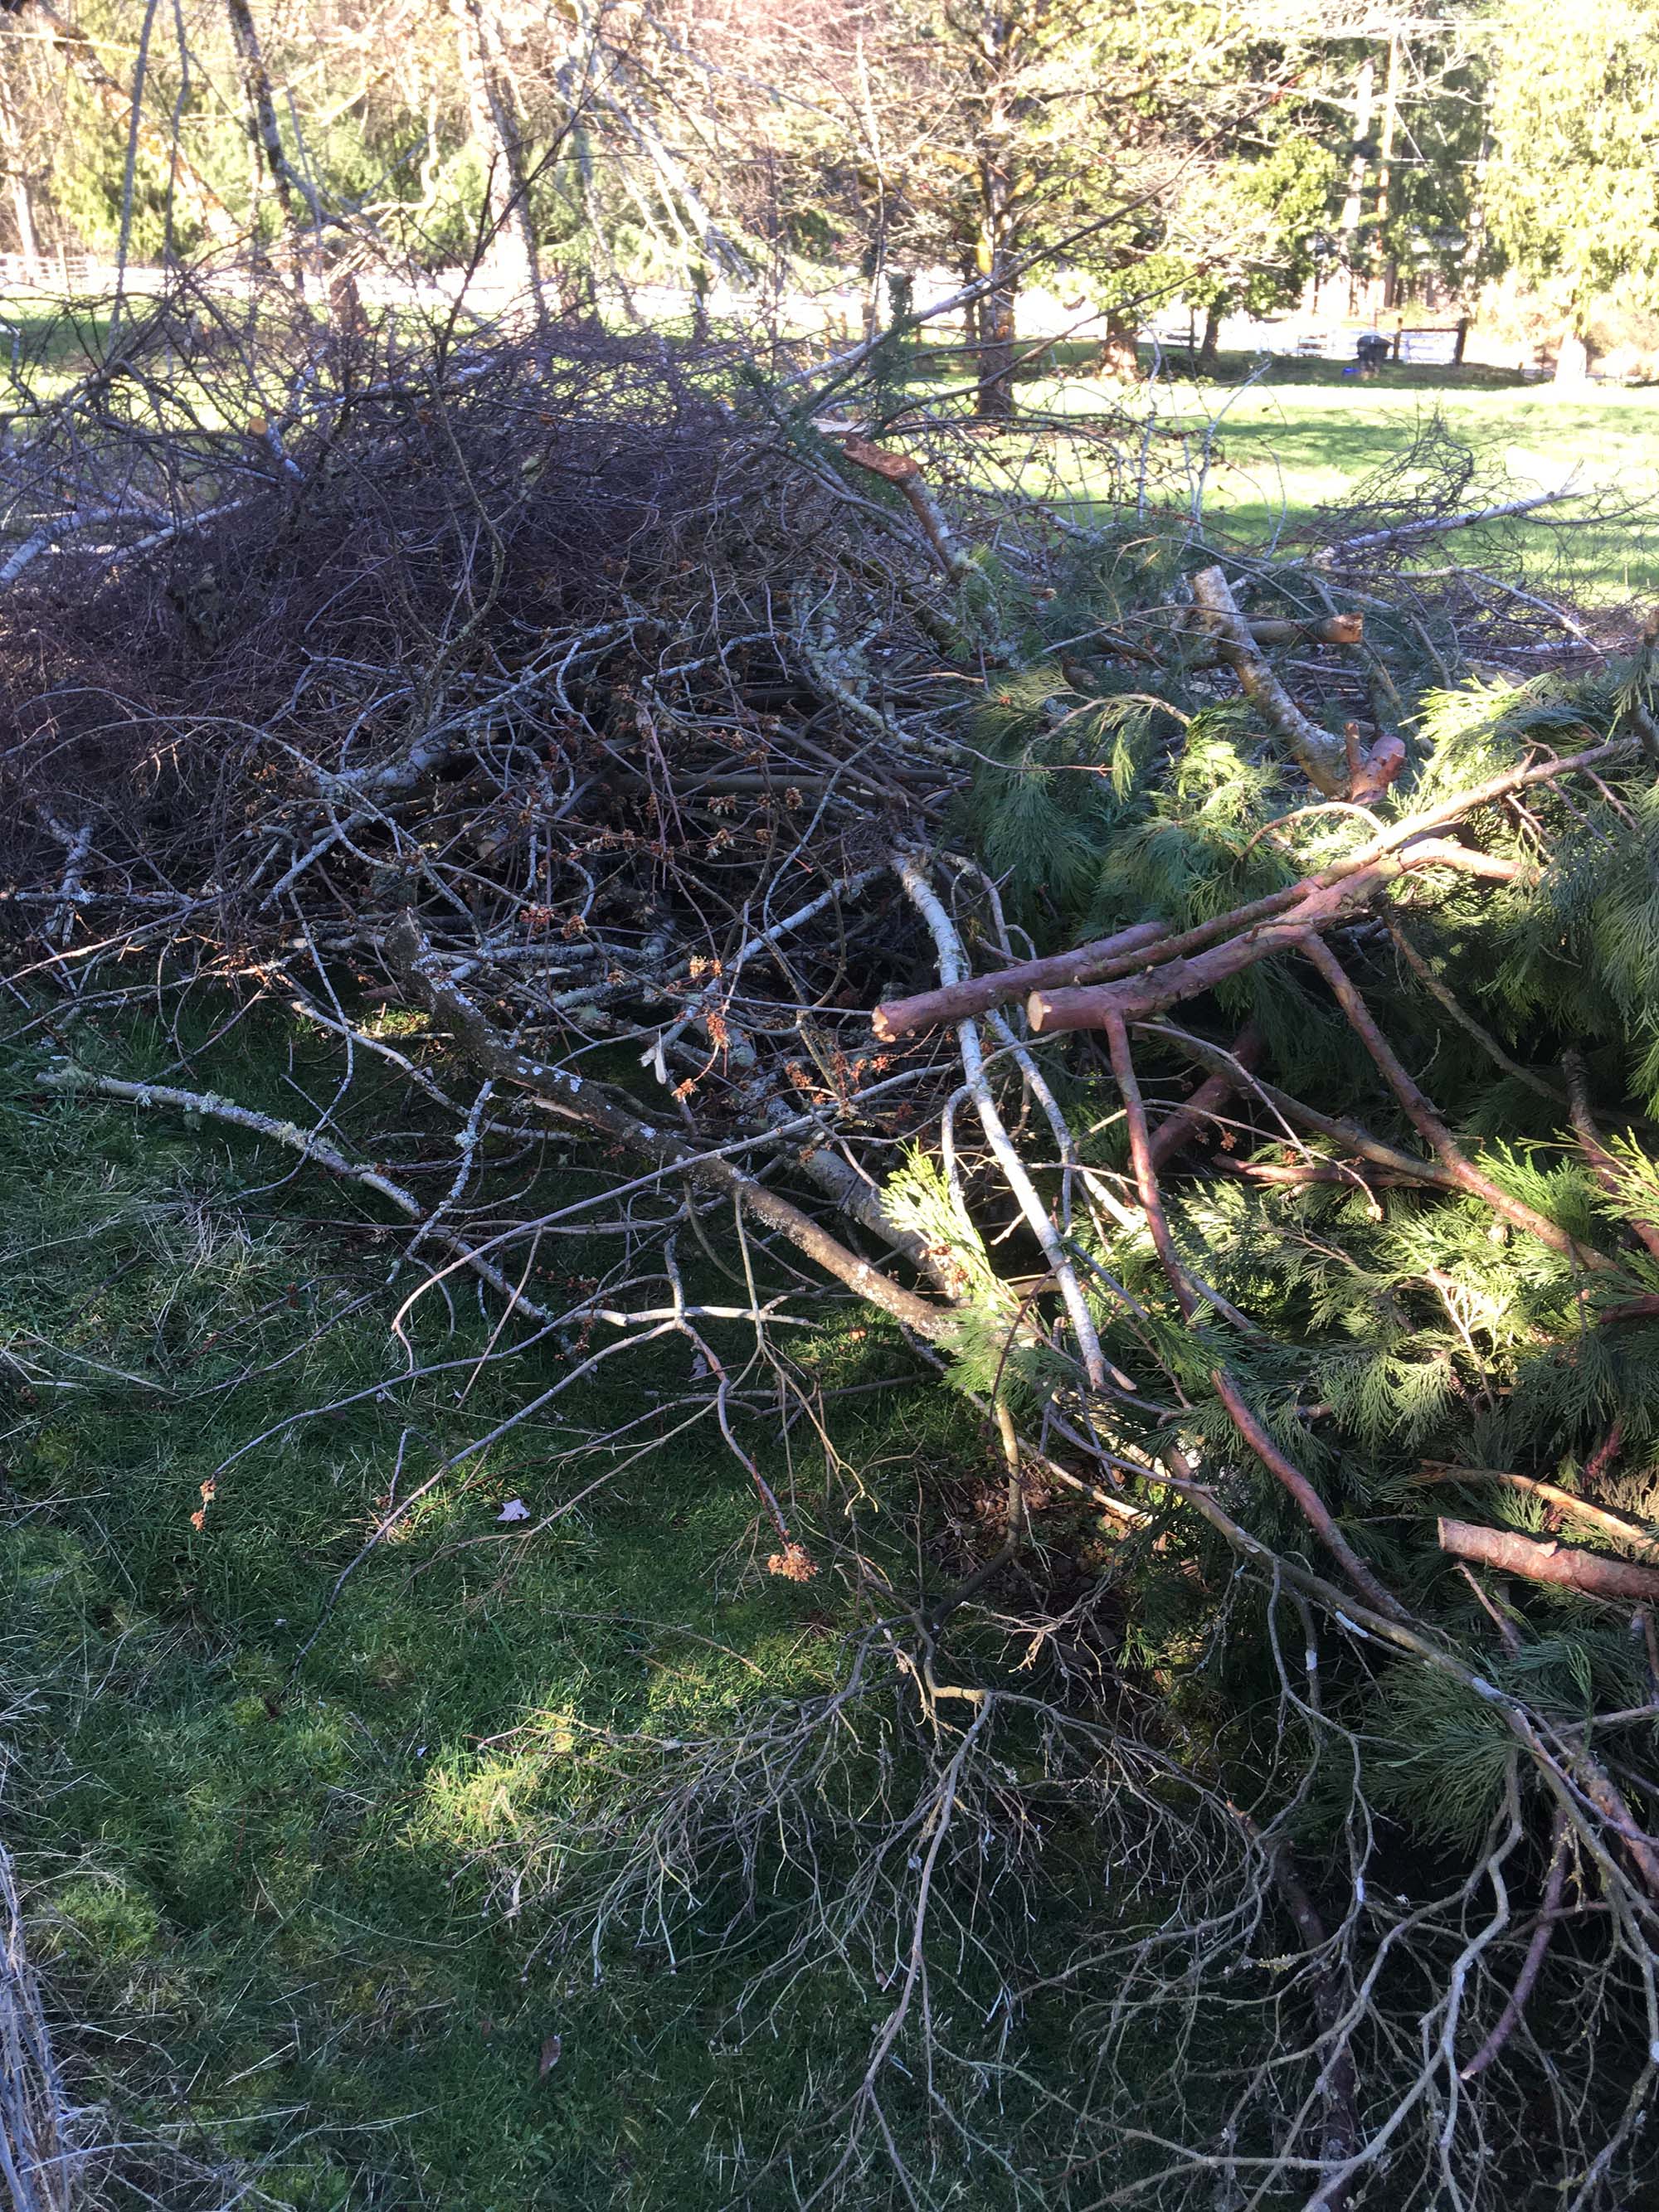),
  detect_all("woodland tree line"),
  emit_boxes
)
[1,0,1657,391]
